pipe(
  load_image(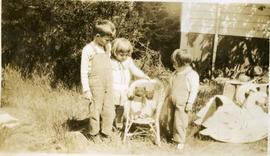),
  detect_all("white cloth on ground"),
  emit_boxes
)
[194,92,268,143]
